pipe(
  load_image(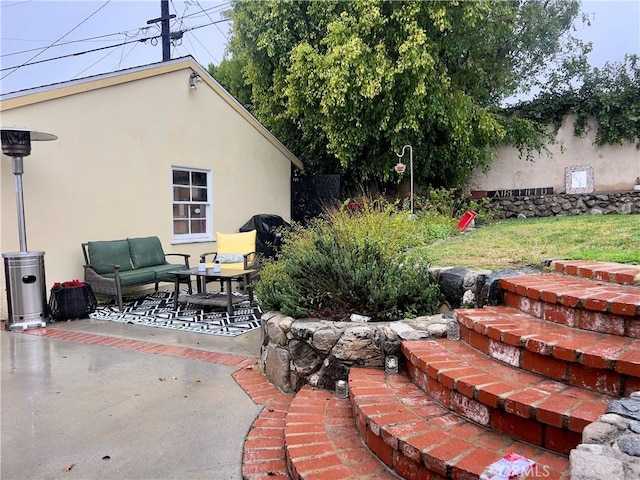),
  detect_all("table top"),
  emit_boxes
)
[169,266,255,279]
[177,292,249,307]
